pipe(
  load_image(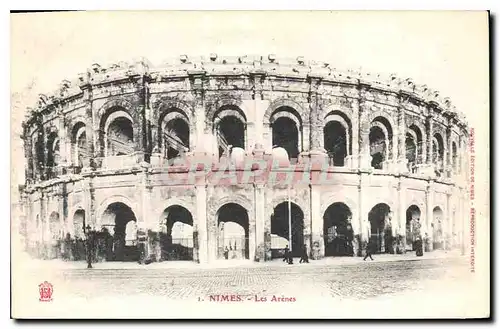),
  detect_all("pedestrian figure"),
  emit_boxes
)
[363,239,374,261]
[224,246,229,260]
[283,245,290,262]
[299,244,309,263]
[415,237,424,257]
